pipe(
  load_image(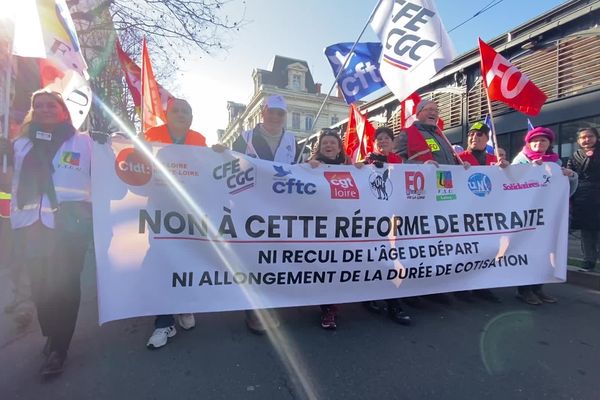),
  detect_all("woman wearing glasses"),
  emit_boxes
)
[0,90,94,377]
